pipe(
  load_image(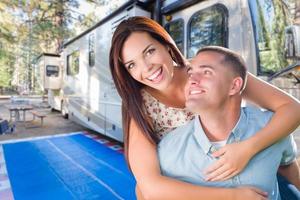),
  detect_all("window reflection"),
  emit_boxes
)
[46,65,59,77]
[188,5,227,58]
[67,50,80,76]
[249,0,290,74]
[165,19,184,54]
